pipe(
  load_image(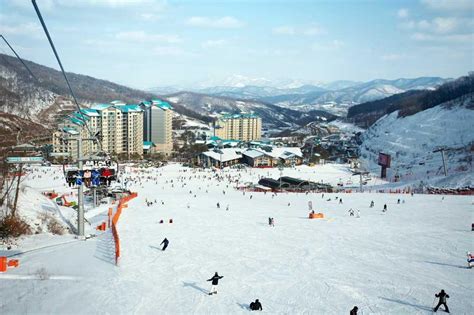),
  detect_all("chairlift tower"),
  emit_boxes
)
[433,147,448,176]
